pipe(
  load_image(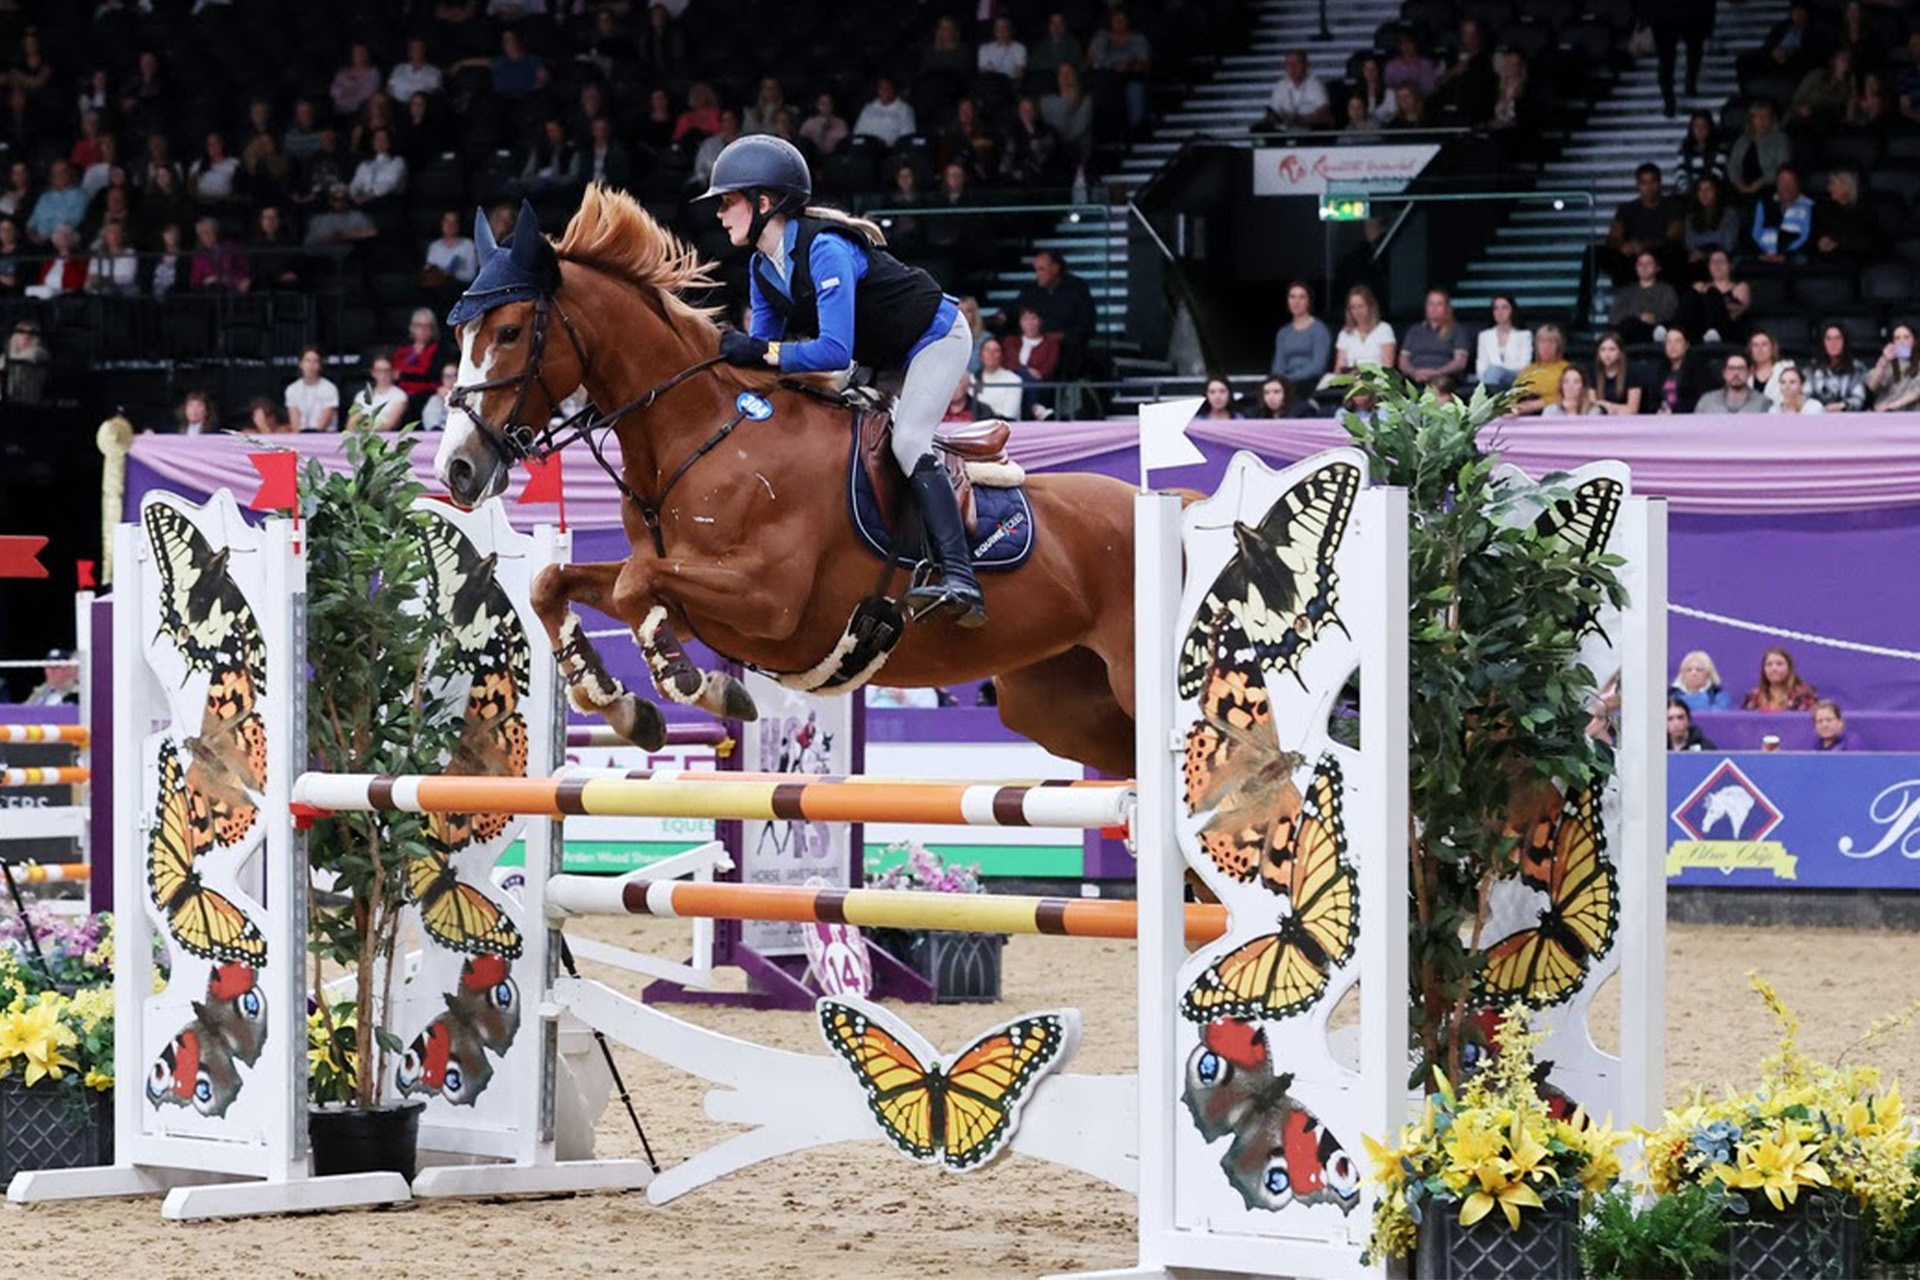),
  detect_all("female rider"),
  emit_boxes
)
[703,134,984,628]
